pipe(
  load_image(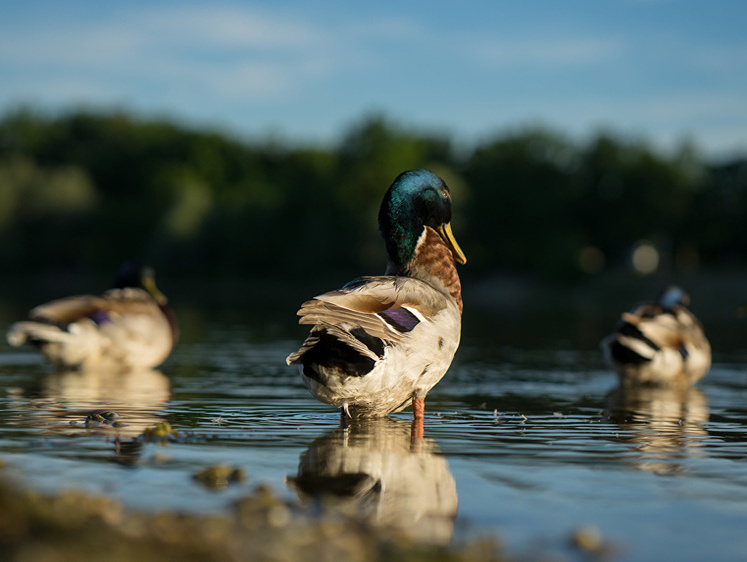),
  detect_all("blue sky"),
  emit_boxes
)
[0,1,745,157]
